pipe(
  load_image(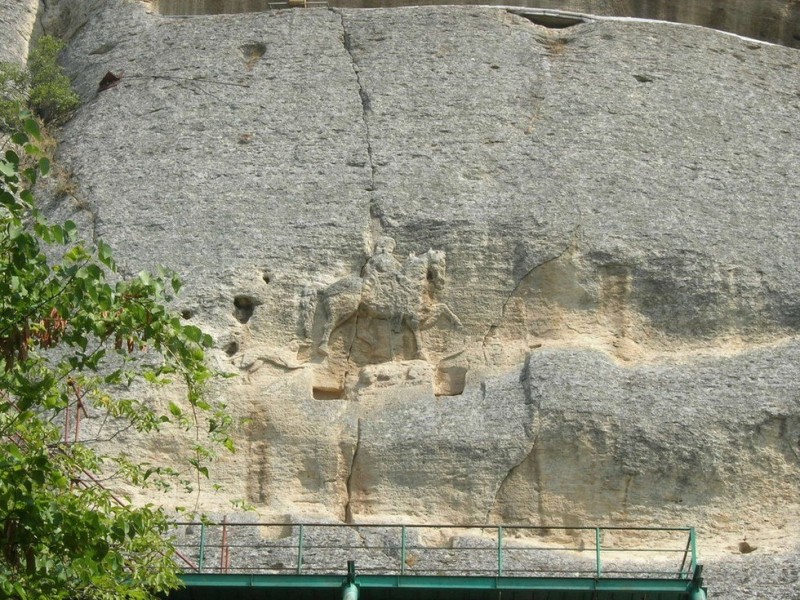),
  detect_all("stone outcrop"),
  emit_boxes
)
[55,0,800,525]
[2,0,800,596]
[0,0,37,65]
